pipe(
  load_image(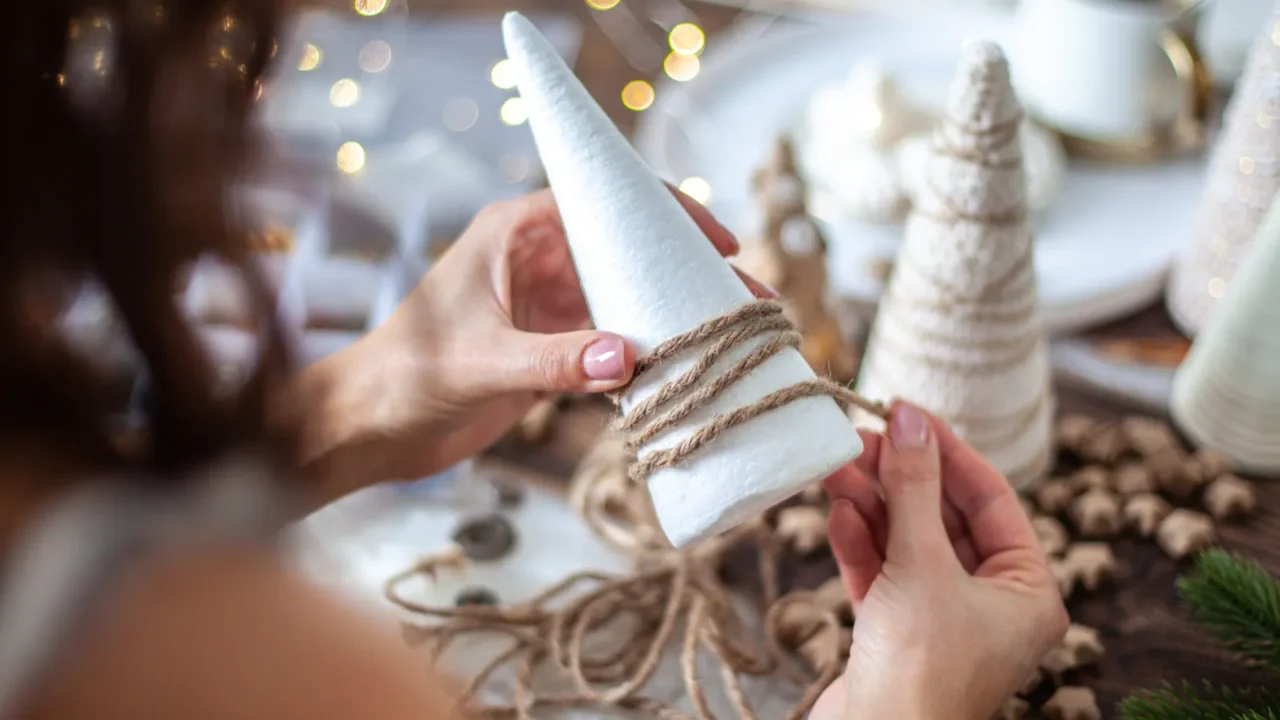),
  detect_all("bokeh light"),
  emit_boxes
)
[329,78,360,108]
[298,43,321,71]
[444,98,480,132]
[358,40,392,73]
[678,177,712,205]
[664,53,700,82]
[621,80,655,111]
[336,141,366,174]
[586,0,620,9]
[500,97,529,126]
[490,59,517,90]
[669,23,705,55]
[354,0,388,16]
